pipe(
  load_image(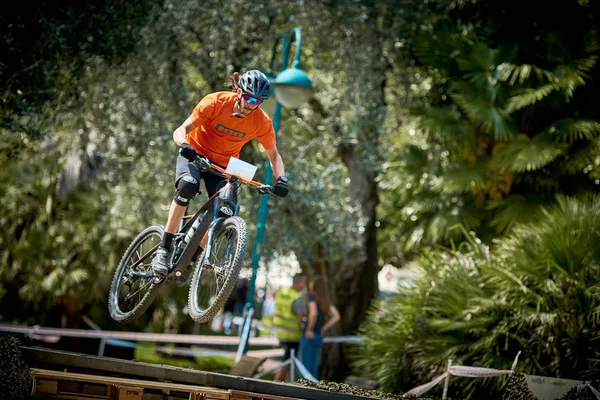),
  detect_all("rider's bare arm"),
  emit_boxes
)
[321,304,341,334]
[265,146,286,179]
[173,117,197,147]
